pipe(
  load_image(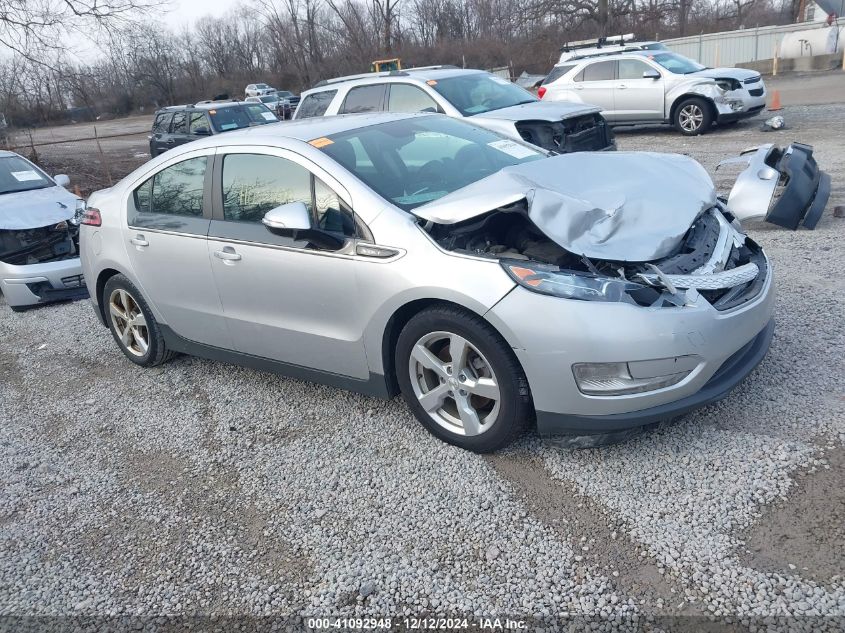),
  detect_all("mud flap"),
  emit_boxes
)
[718,143,831,230]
